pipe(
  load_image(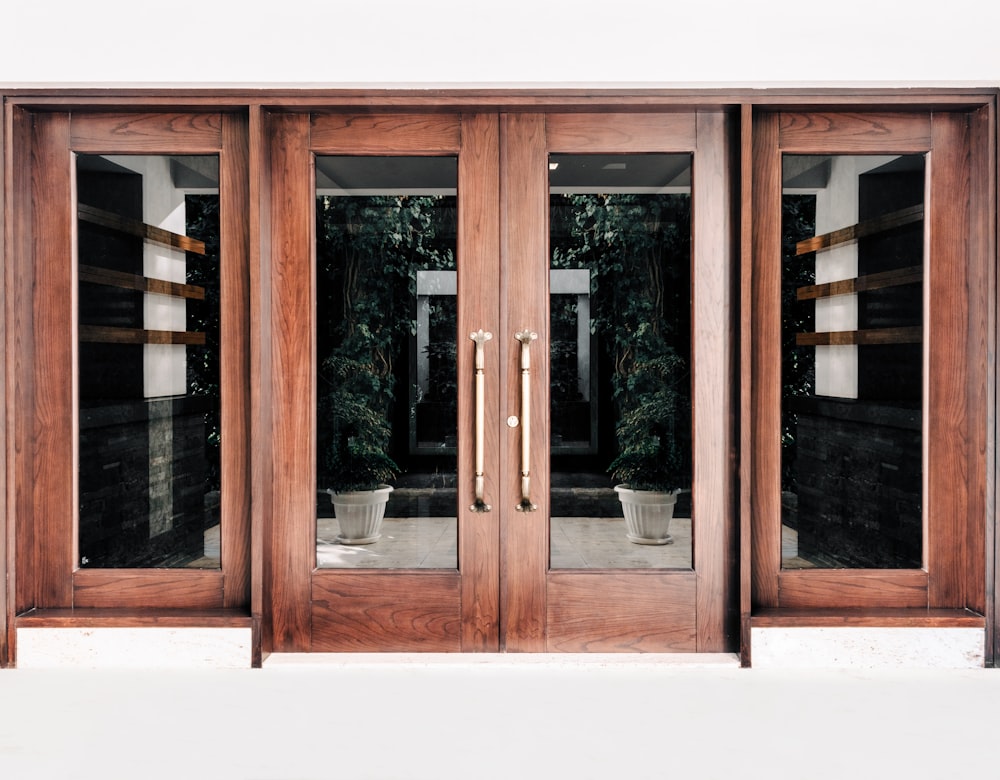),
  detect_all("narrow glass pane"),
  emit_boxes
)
[549,154,693,570]
[781,154,925,569]
[77,154,221,568]
[315,156,458,569]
